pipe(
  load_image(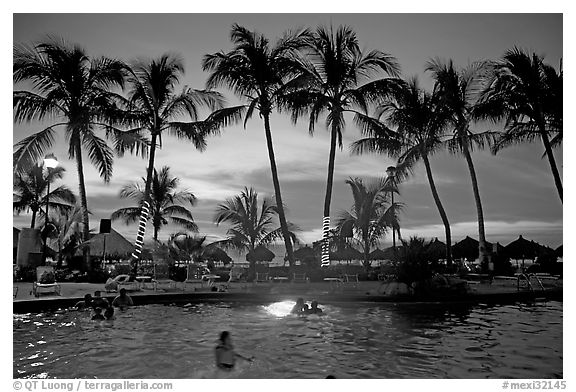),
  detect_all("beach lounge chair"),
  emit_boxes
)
[184,265,208,291]
[153,264,178,291]
[105,274,140,292]
[255,272,270,284]
[228,266,247,283]
[292,272,309,283]
[32,266,61,297]
[341,274,359,289]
